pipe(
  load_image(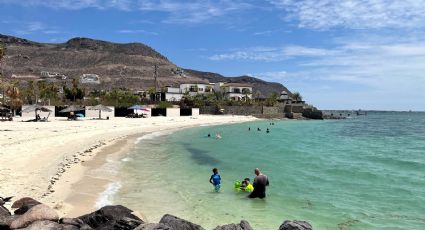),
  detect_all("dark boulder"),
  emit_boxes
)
[279,220,312,230]
[18,220,61,230]
[0,215,16,230]
[134,223,171,230]
[59,218,85,228]
[0,206,10,217]
[77,205,143,229]
[9,204,59,229]
[11,197,41,215]
[213,220,253,230]
[159,214,205,230]
[302,108,323,120]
